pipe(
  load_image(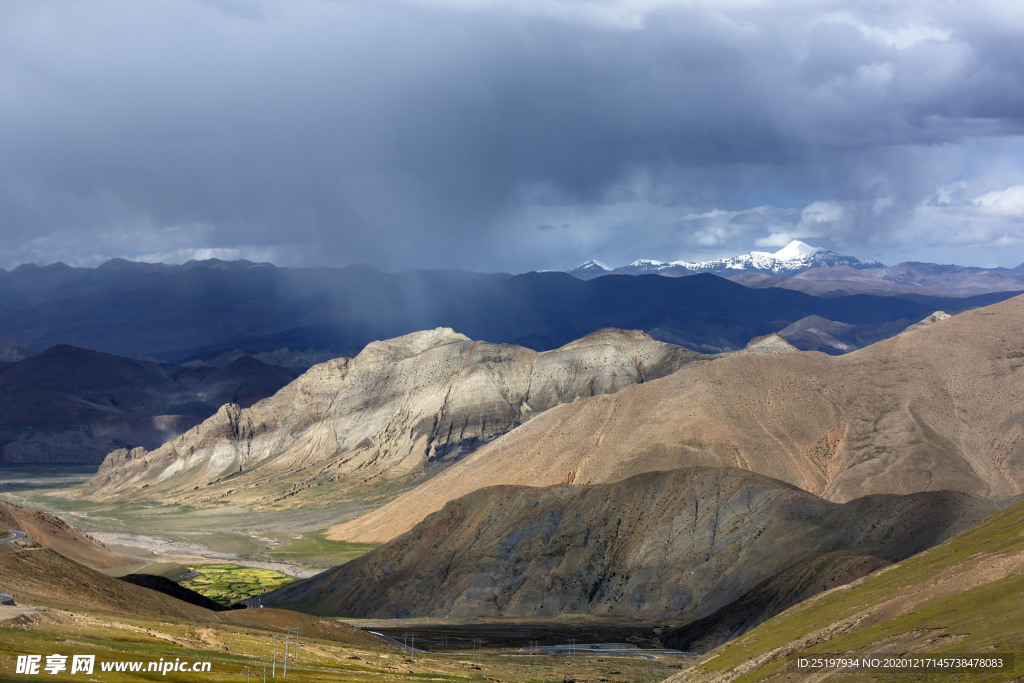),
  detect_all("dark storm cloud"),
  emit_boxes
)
[1,0,1023,271]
